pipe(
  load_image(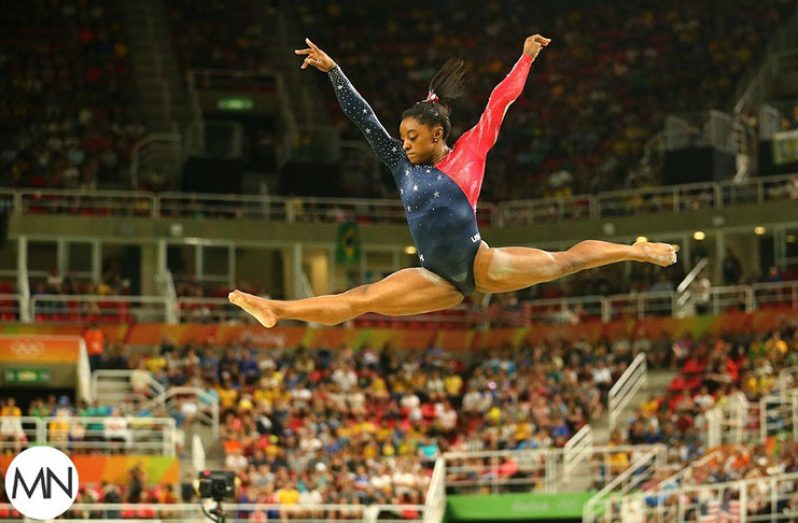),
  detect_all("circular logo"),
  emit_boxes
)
[4,447,79,520]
